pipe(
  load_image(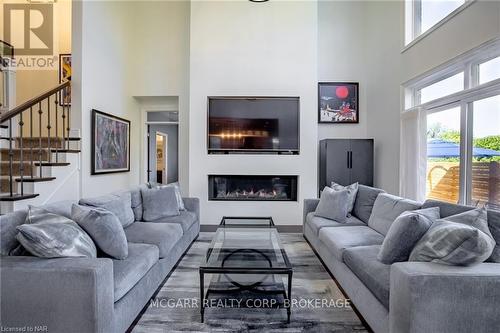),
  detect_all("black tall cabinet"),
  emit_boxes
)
[319,139,374,193]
